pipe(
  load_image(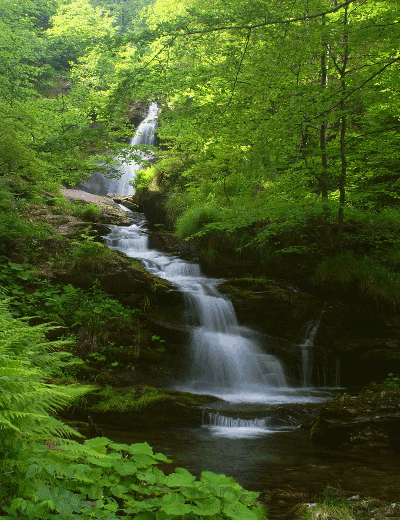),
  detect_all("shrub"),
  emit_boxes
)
[0,299,92,461]
[72,202,102,221]
[6,438,267,520]
[0,212,53,239]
